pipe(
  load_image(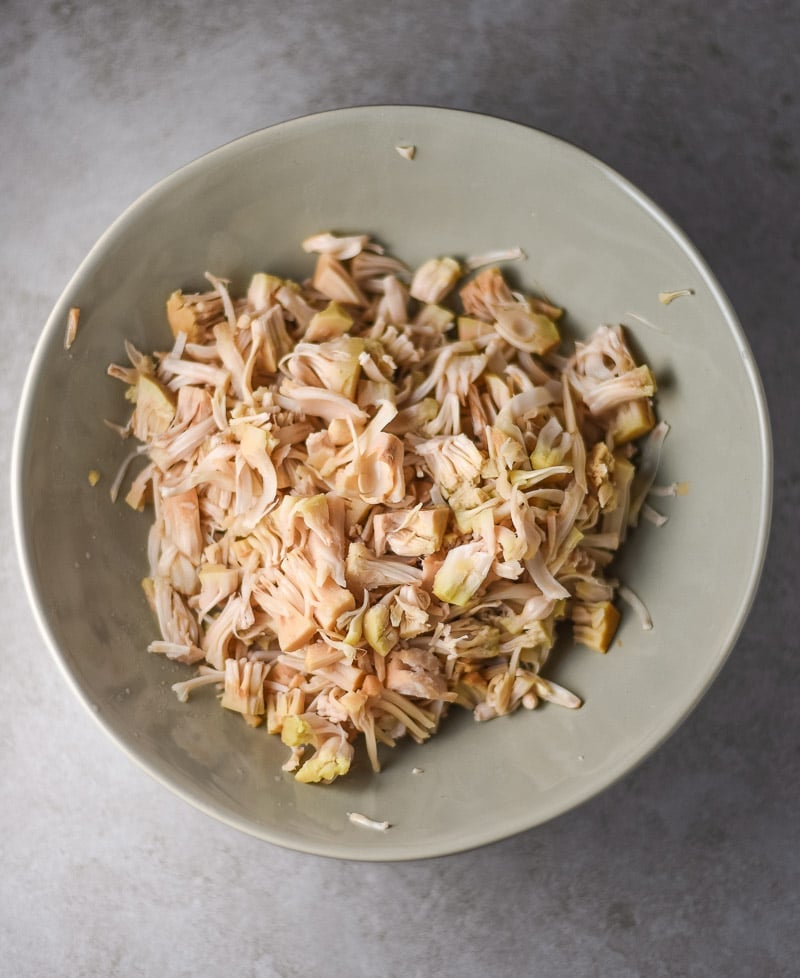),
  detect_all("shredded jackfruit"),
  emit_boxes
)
[108,232,667,784]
